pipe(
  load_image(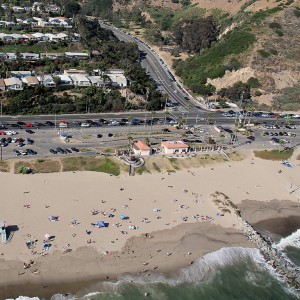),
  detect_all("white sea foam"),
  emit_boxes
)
[275,229,300,250]
[118,247,263,286]
[6,297,40,300]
